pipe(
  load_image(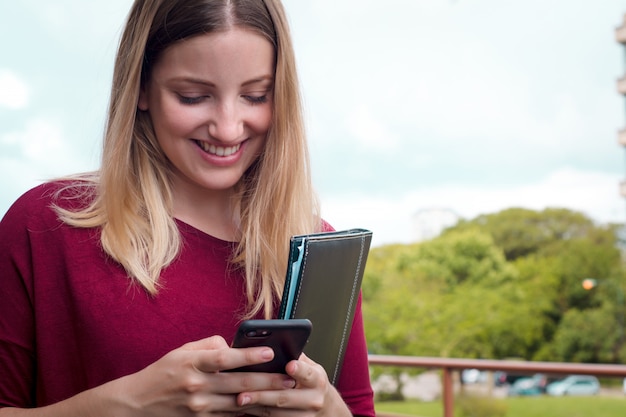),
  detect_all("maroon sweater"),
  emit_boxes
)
[0,182,375,416]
